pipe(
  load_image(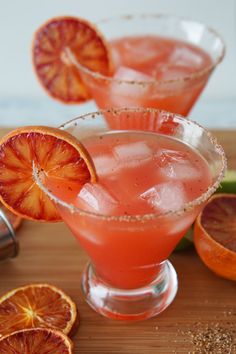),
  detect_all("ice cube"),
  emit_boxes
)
[156,149,189,167]
[113,141,152,168]
[153,42,202,80]
[111,66,153,97]
[122,39,165,66]
[156,149,201,181]
[93,154,119,177]
[162,163,201,181]
[76,183,118,215]
[140,181,187,212]
[169,46,203,68]
[114,36,172,70]
[157,64,192,81]
[114,66,153,83]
